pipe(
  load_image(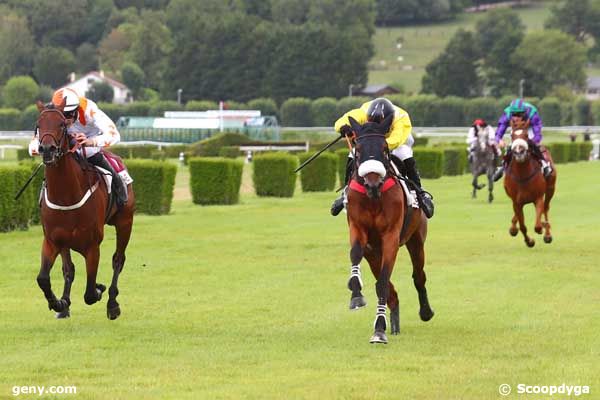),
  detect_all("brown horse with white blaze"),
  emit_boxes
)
[503,119,556,246]
[345,116,434,344]
[35,100,135,320]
